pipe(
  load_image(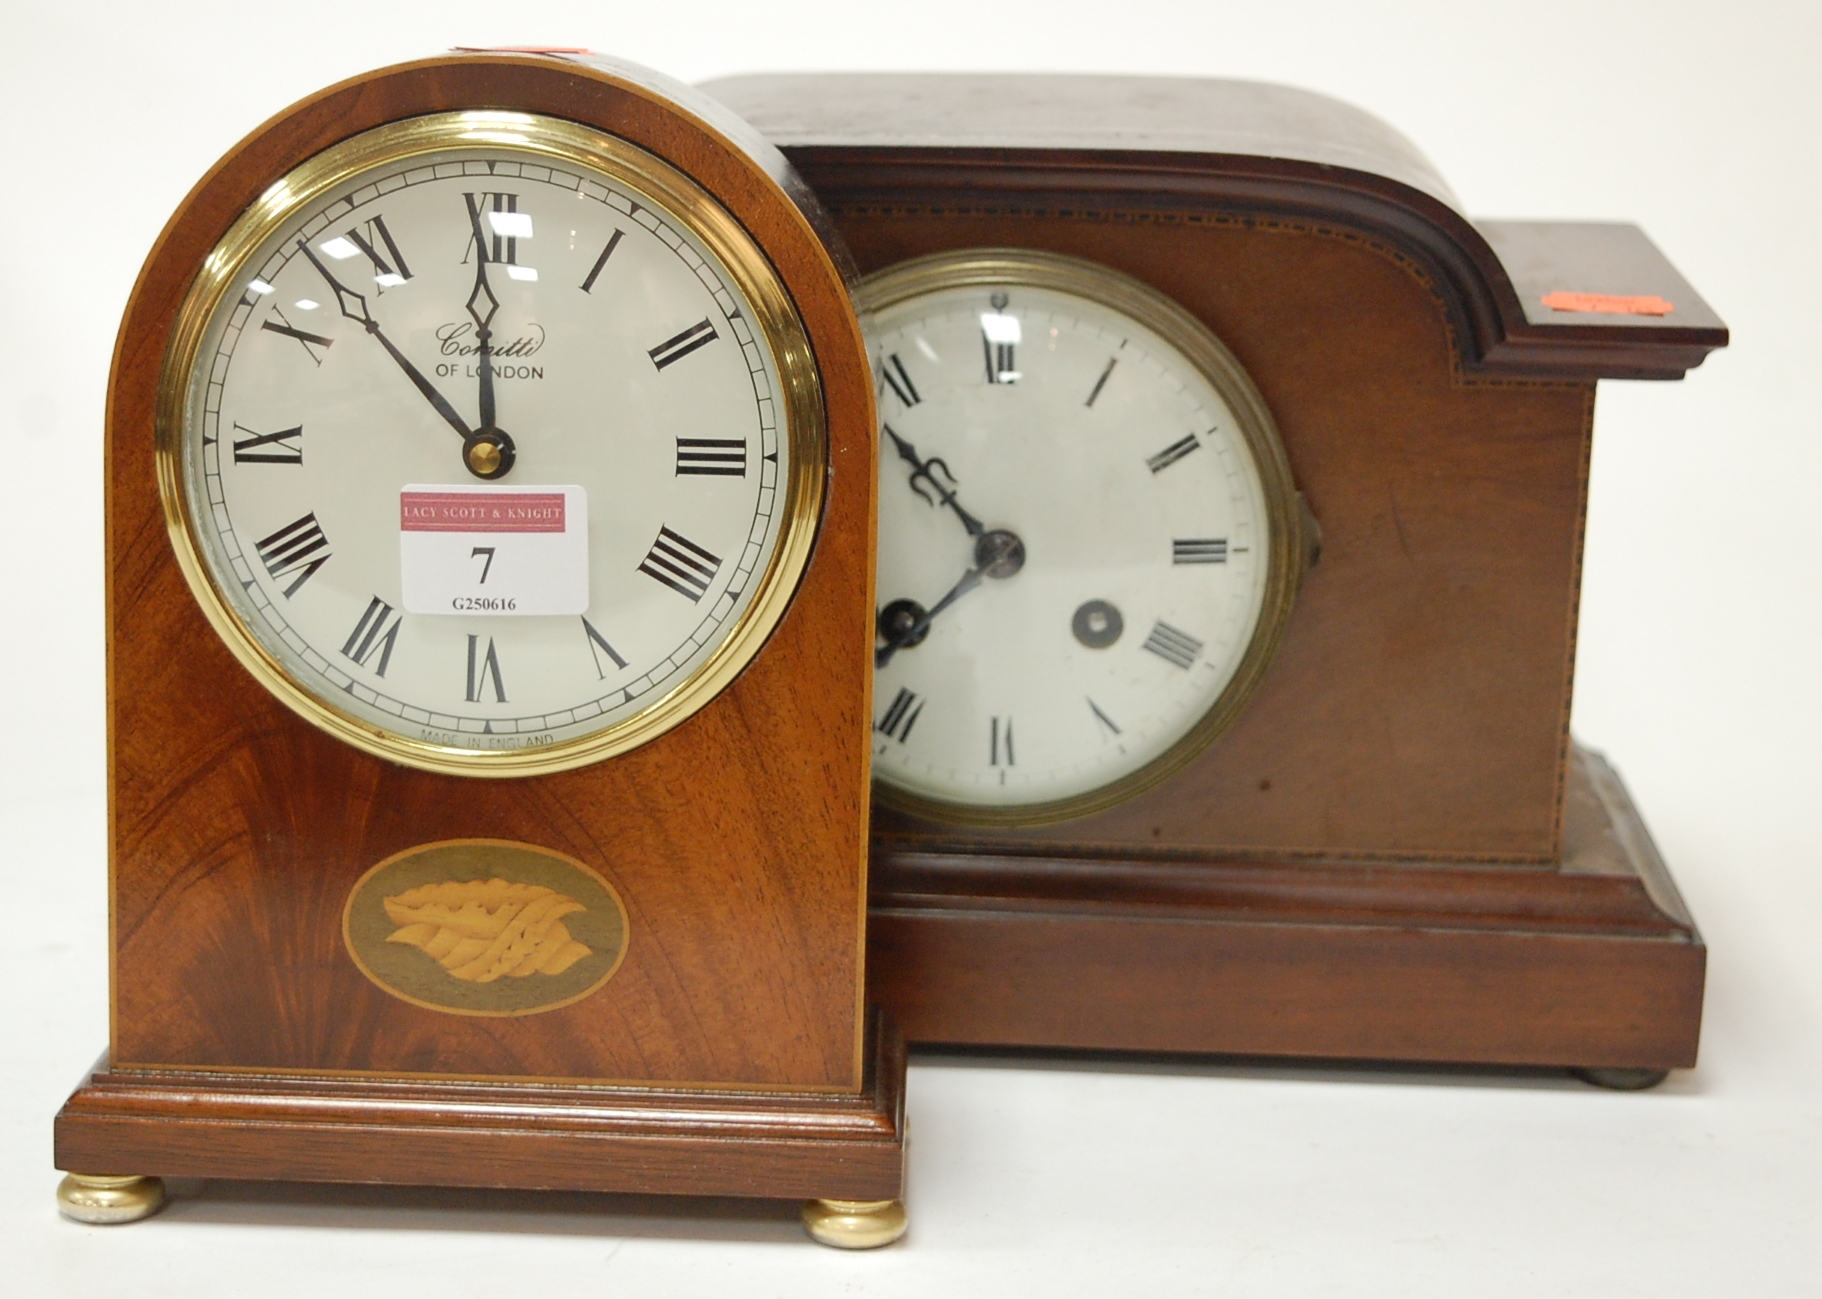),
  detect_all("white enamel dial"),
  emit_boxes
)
[166,114,819,774]
[865,255,1296,819]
